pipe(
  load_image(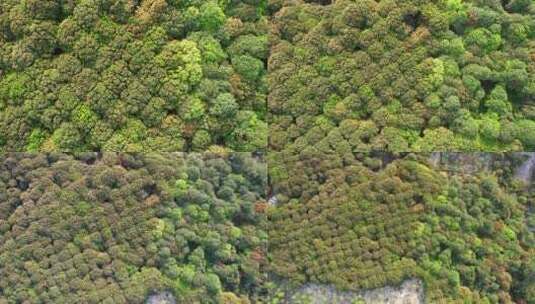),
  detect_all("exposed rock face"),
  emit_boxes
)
[268,195,279,206]
[428,153,494,174]
[429,152,441,167]
[515,152,535,183]
[287,279,424,304]
[146,292,176,304]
